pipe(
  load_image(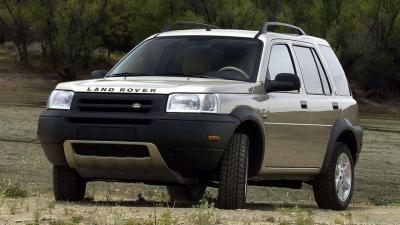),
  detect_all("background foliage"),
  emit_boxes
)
[0,0,399,100]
